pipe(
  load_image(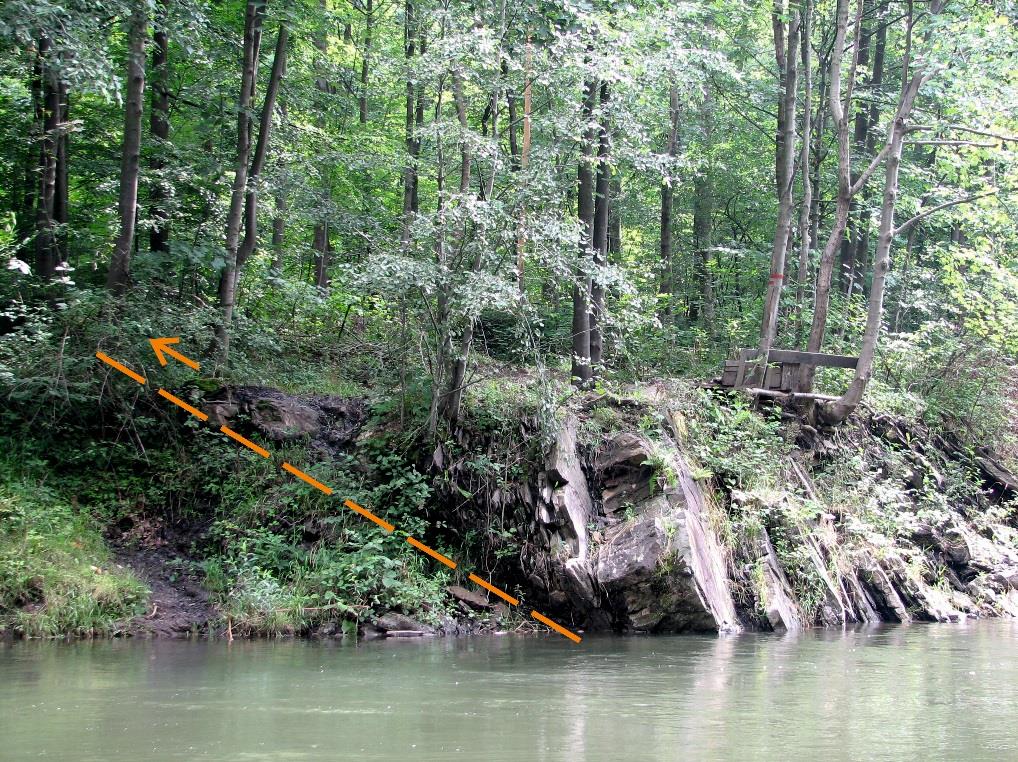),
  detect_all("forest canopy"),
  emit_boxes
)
[1,0,1016,435]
